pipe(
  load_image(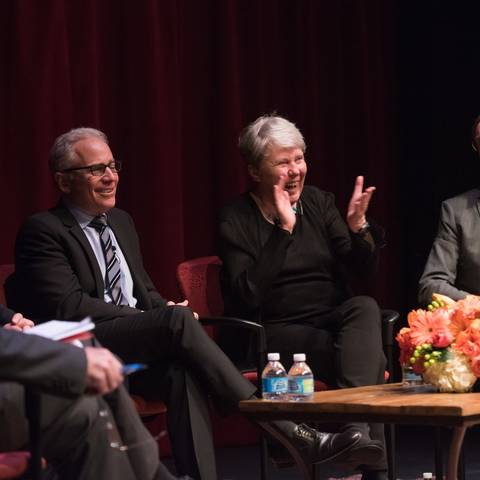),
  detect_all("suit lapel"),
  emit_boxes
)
[51,204,105,298]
